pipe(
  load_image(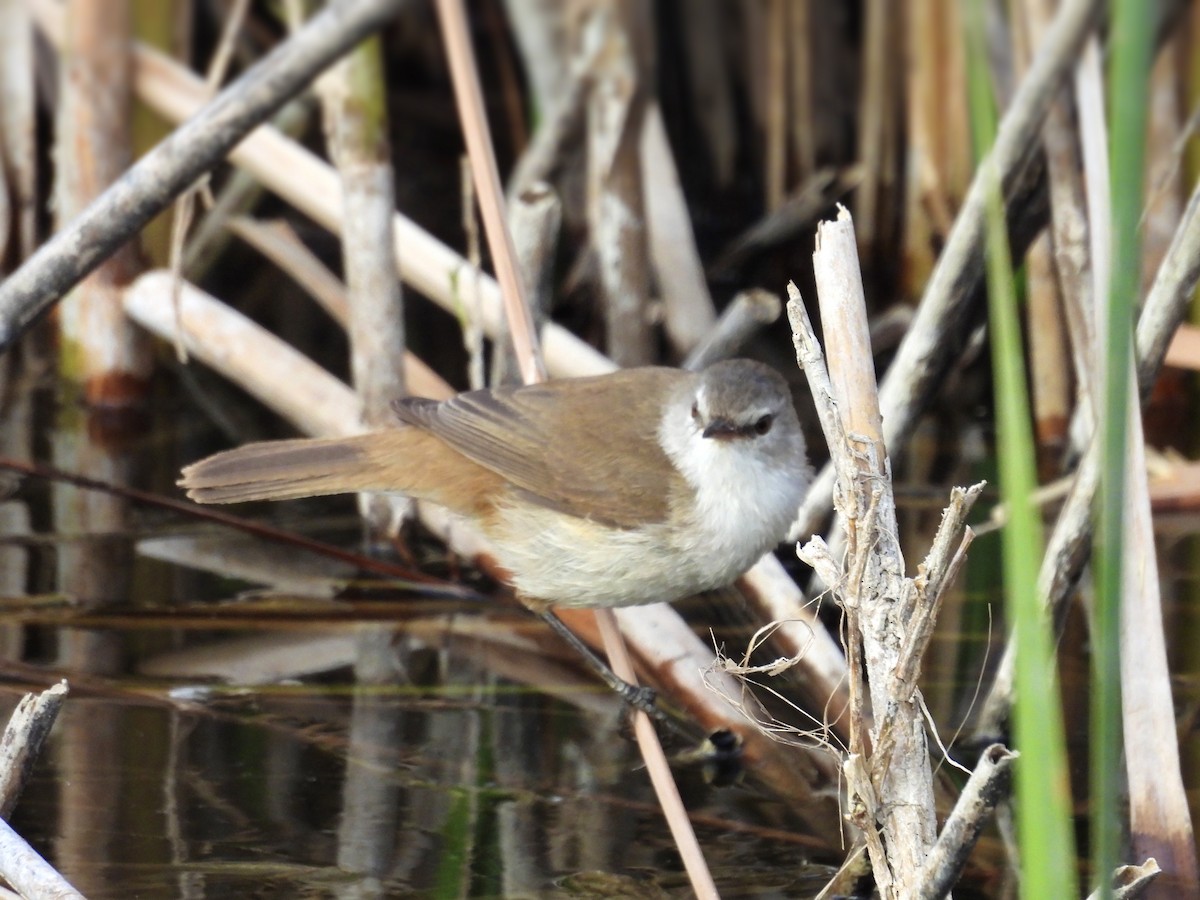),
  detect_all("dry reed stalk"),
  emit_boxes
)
[493,182,560,386]
[640,101,717,357]
[315,31,407,535]
[1012,1,1073,466]
[585,0,654,367]
[0,0,36,264]
[799,213,934,896]
[790,214,993,897]
[55,0,152,406]
[683,288,781,372]
[1119,390,1199,895]
[1024,233,1072,462]
[436,0,543,383]
[0,683,68,818]
[0,817,84,900]
[163,0,248,364]
[1019,0,1095,428]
